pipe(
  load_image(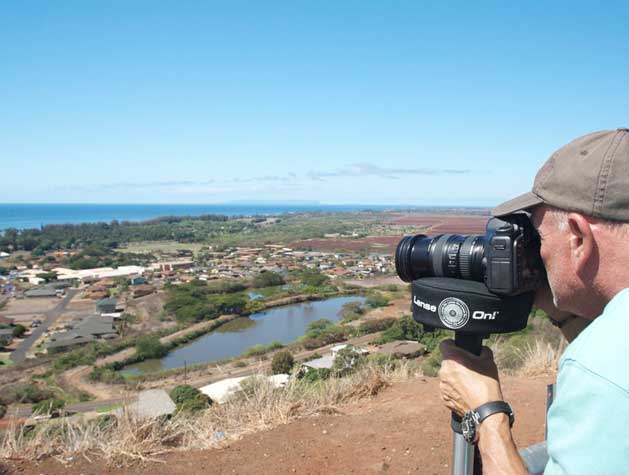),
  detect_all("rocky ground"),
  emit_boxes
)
[3,373,553,475]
